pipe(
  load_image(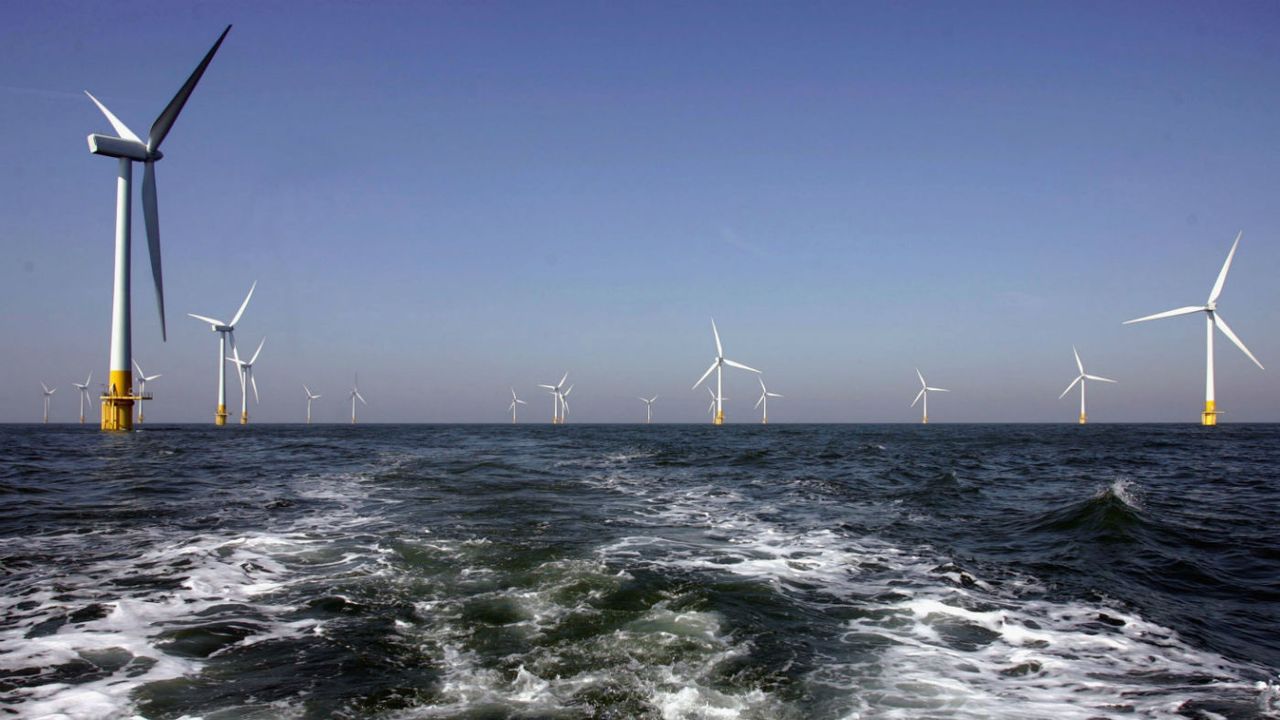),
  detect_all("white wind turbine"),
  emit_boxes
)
[189,281,256,426]
[1123,232,1264,425]
[538,372,569,424]
[911,369,949,424]
[638,396,658,424]
[84,26,231,431]
[755,377,783,425]
[1059,347,1116,424]
[349,375,367,424]
[560,385,575,423]
[693,319,760,425]
[706,387,723,417]
[72,373,93,424]
[132,361,161,424]
[227,337,265,425]
[41,383,56,424]
[304,385,321,424]
[508,388,527,424]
